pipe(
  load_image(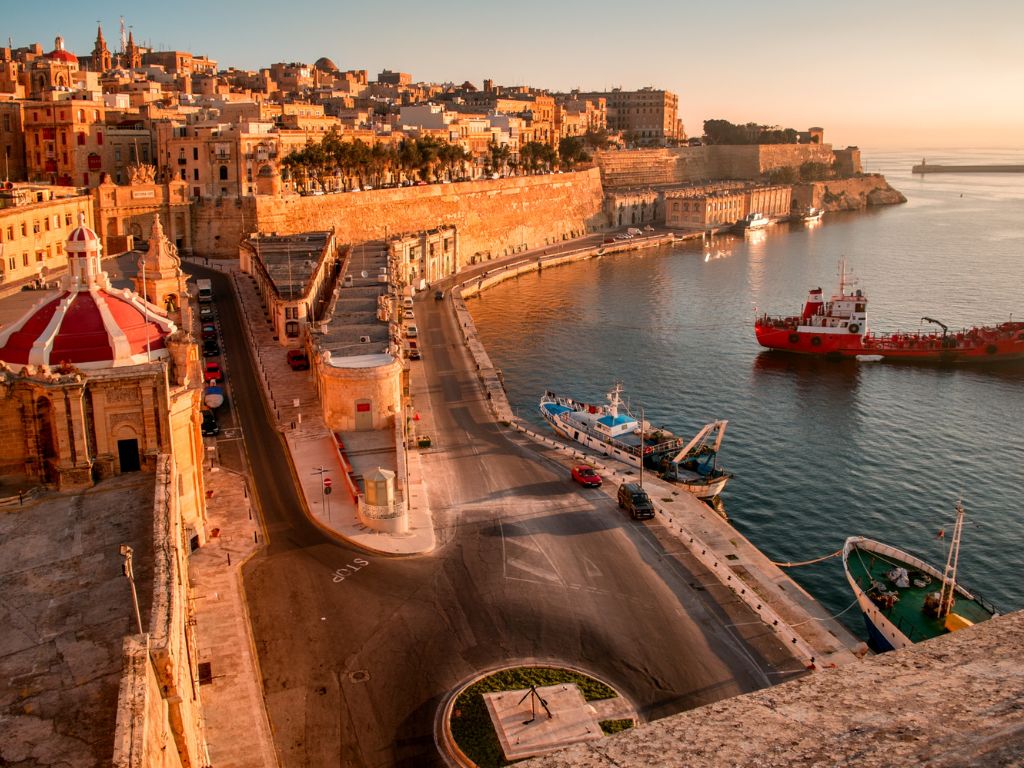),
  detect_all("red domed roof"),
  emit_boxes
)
[0,289,171,369]
[46,36,78,64]
[0,214,176,370]
[47,48,78,63]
